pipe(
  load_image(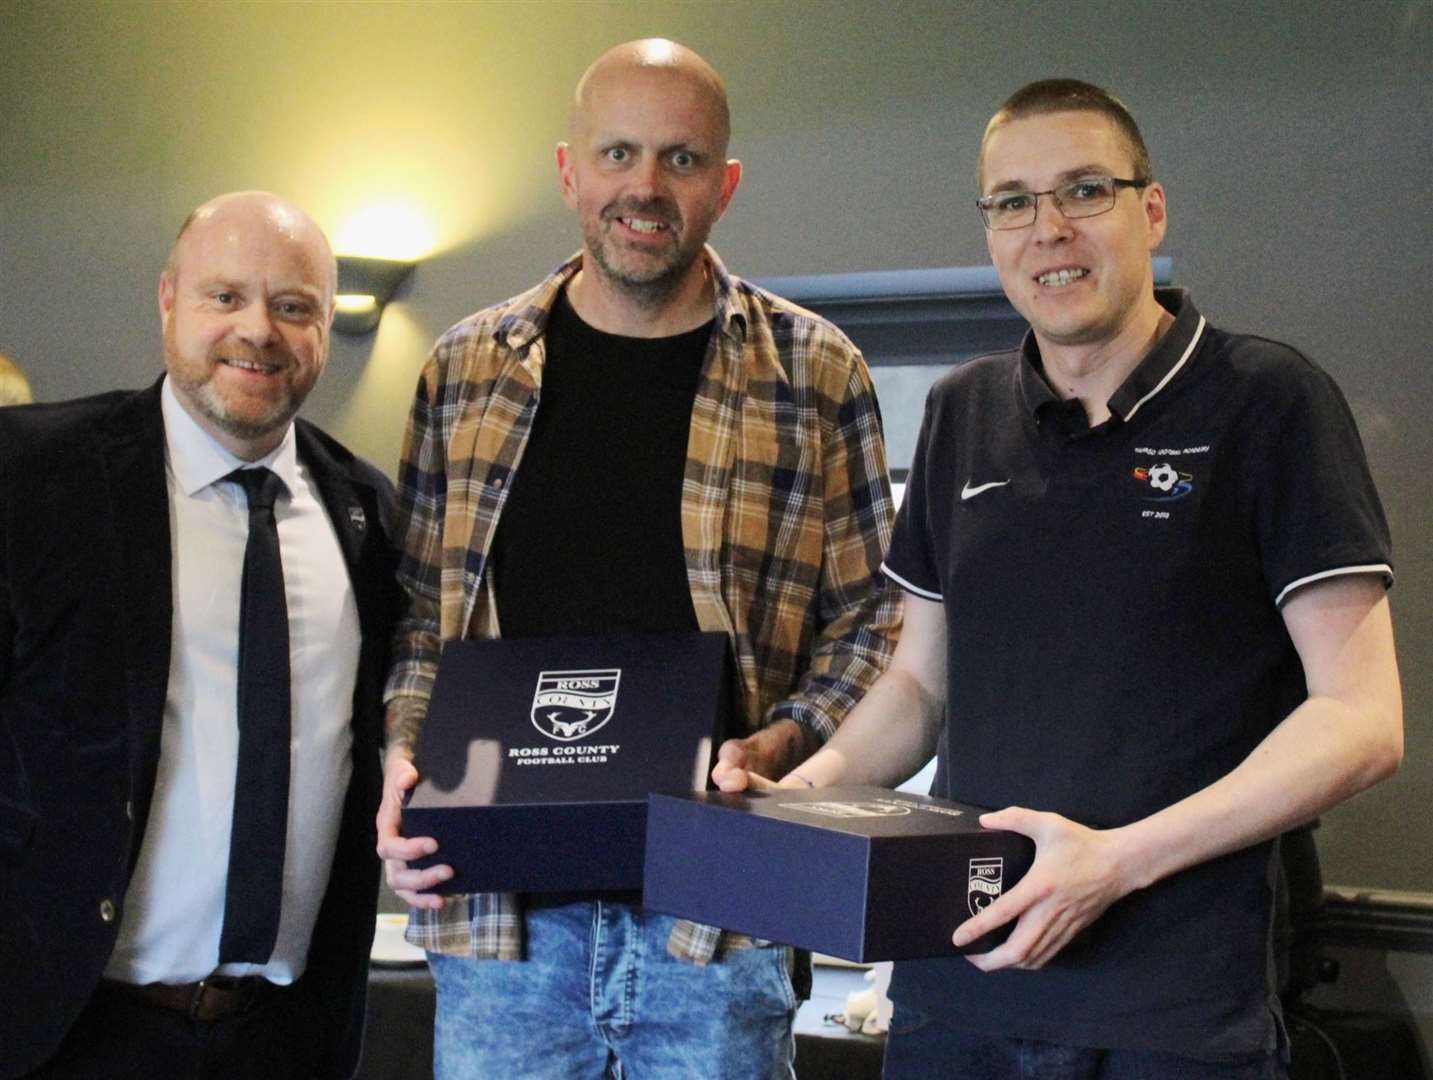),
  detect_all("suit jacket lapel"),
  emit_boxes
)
[99,379,173,859]
[294,424,368,589]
